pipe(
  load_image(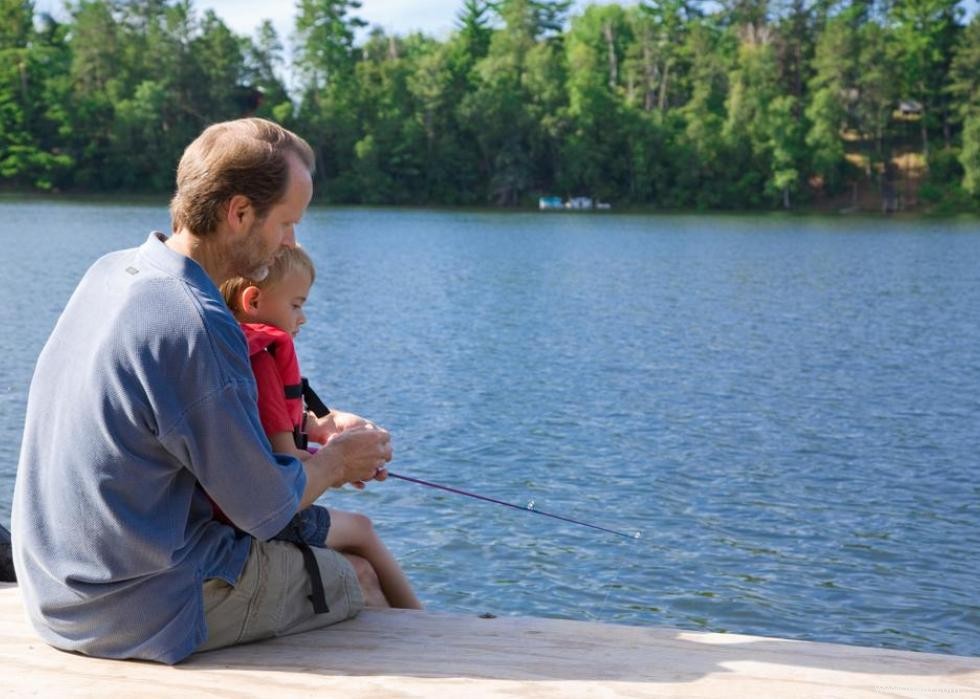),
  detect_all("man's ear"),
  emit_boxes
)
[240,286,262,317]
[226,195,253,231]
